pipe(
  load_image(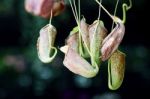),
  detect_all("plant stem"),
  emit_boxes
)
[111,0,119,30]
